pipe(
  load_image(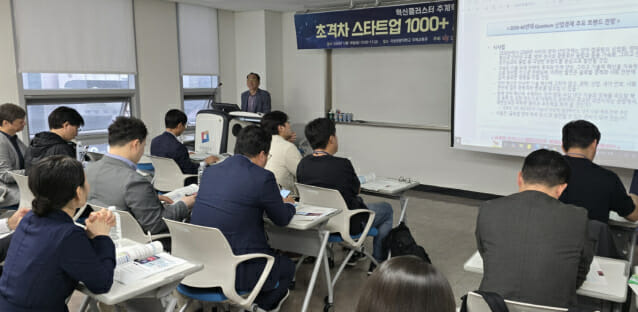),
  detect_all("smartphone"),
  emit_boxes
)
[280,189,291,198]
